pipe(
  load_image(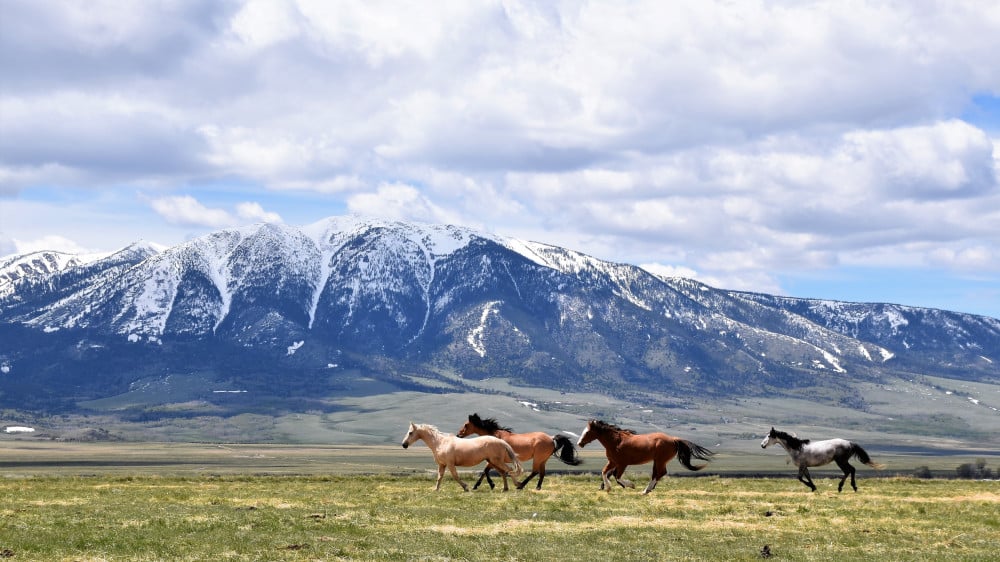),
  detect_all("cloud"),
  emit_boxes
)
[149,196,285,229]
[11,234,95,256]
[4,1,1000,310]
[639,263,698,280]
[0,234,16,258]
[150,196,236,228]
[236,201,282,224]
[346,182,462,225]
